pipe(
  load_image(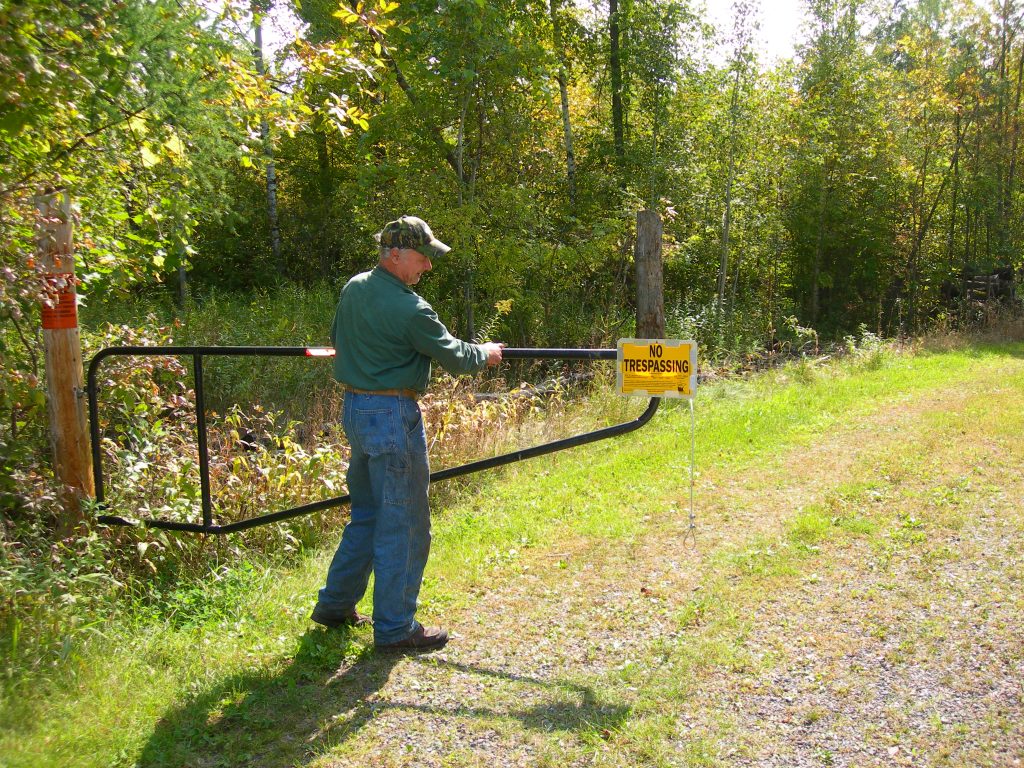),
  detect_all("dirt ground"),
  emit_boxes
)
[299,360,1024,768]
